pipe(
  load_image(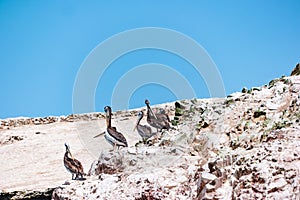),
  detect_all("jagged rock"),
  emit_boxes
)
[201,171,217,182]
[196,171,220,199]
[253,110,266,118]
[2,74,300,199]
[290,63,300,76]
[0,188,54,200]
[88,151,125,175]
[268,178,287,192]
[241,87,248,93]
[0,135,24,145]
